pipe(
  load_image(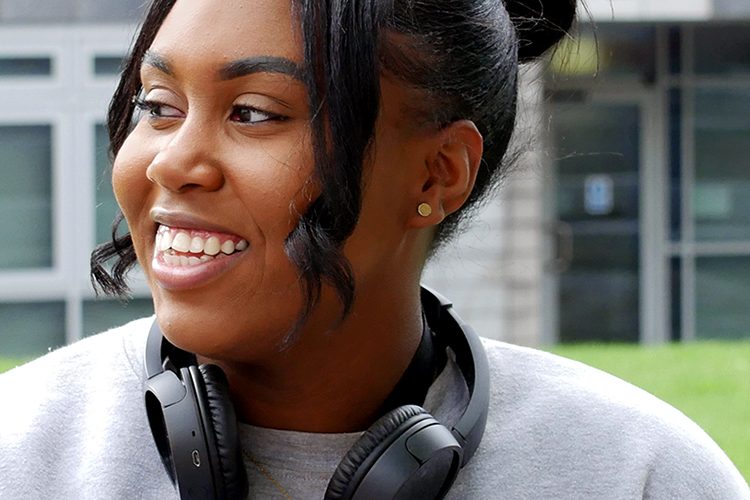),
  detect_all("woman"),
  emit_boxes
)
[1,0,747,498]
